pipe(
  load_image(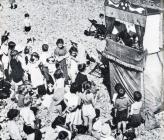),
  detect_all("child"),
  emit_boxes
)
[114,83,130,134]
[7,109,22,140]
[99,13,105,25]
[53,69,65,100]
[0,52,11,98]
[10,50,24,99]
[40,44,50,67]
[79,81,96,134]
[0,51,8,99]
[24,46,32,65]
[46,56,56,83]
[43,119,71,140]
[17,84,27,107]
[1,31,9,45]
[47,70,66,113]
[9,0,17,9]
[41,80,54,109]
[28,52,45,92]
[56,131,69,140]
[67,46,78,83]
[128,91,143,128]
[40,44,53,83]
[75,63,88,92]
[64,83,82,131]
[54,38,69,84]
[24,13,31,33]
[20,100,42,140]
[16,83,33,108]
